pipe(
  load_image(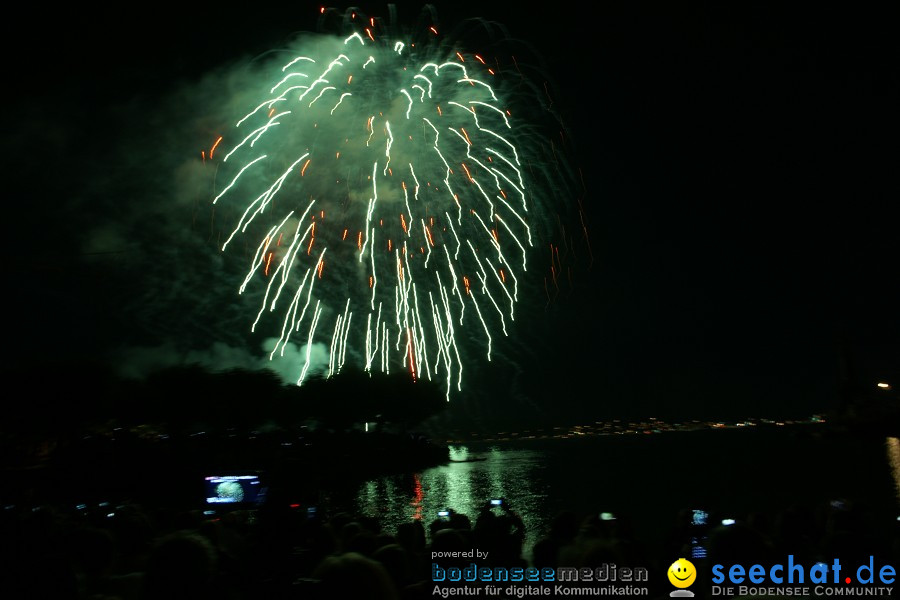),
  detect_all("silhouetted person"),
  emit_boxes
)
[474,500,525,566]
[397,520,426,555]
[429,528,471,569]
[313,552,399,600]
[534,510,580,569]
[141,531,219,600]
[397,520,428,580]
[374,543,414,591]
